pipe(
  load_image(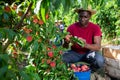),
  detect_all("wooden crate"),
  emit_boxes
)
[102,47,120,60]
